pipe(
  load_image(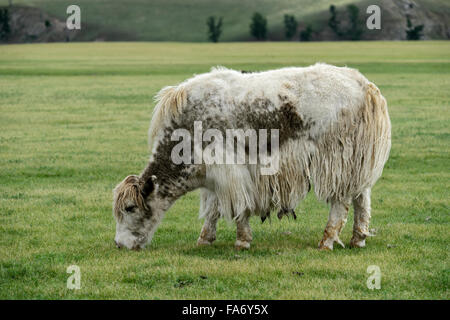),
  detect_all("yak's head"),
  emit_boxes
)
[113,174,163,250]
